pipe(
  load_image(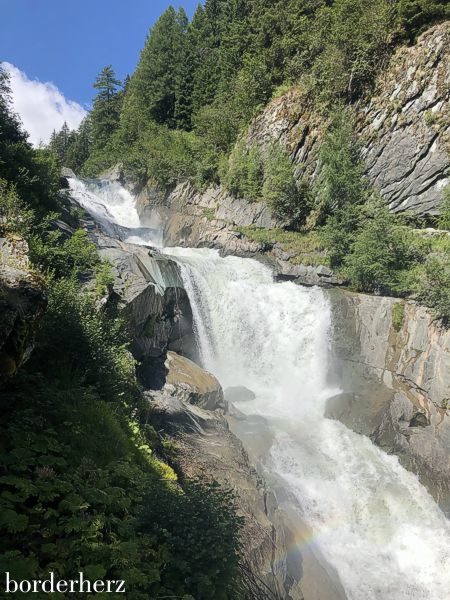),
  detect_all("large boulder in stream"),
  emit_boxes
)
[0,237,47,379]
[89,231,198,387]
[163,351,226,411]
